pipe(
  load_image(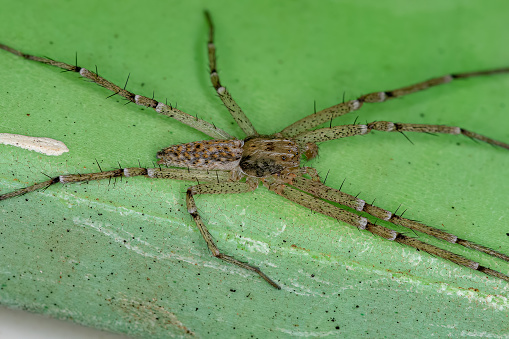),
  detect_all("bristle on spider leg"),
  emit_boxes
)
[398,131,414,145]
[393,204,402,215]
[322,169,330,185]
[339,178,346,191]
[123,73,130,90]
